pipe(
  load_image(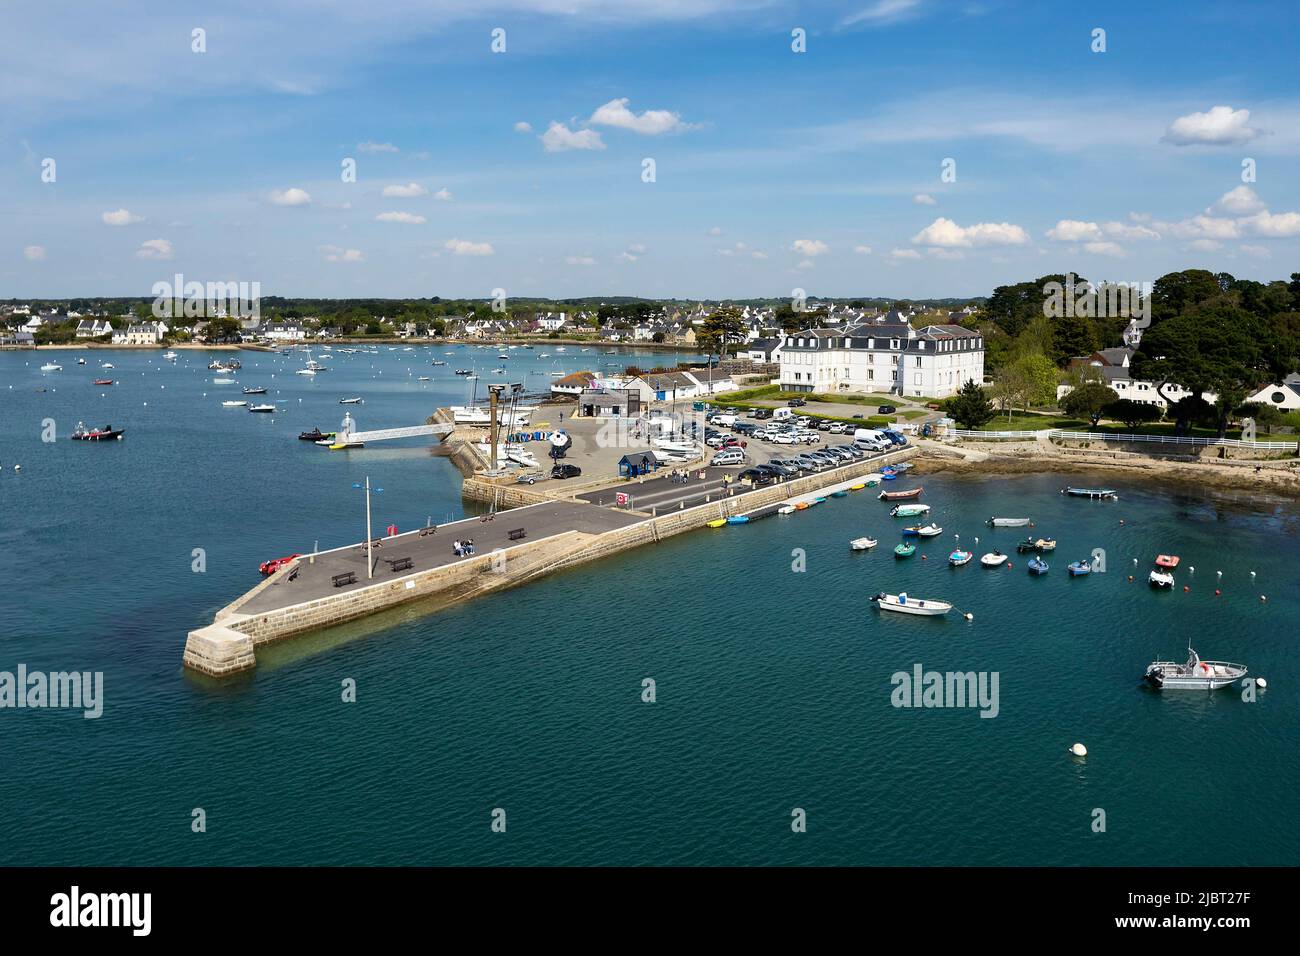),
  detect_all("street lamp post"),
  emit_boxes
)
[352,477,383,579]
